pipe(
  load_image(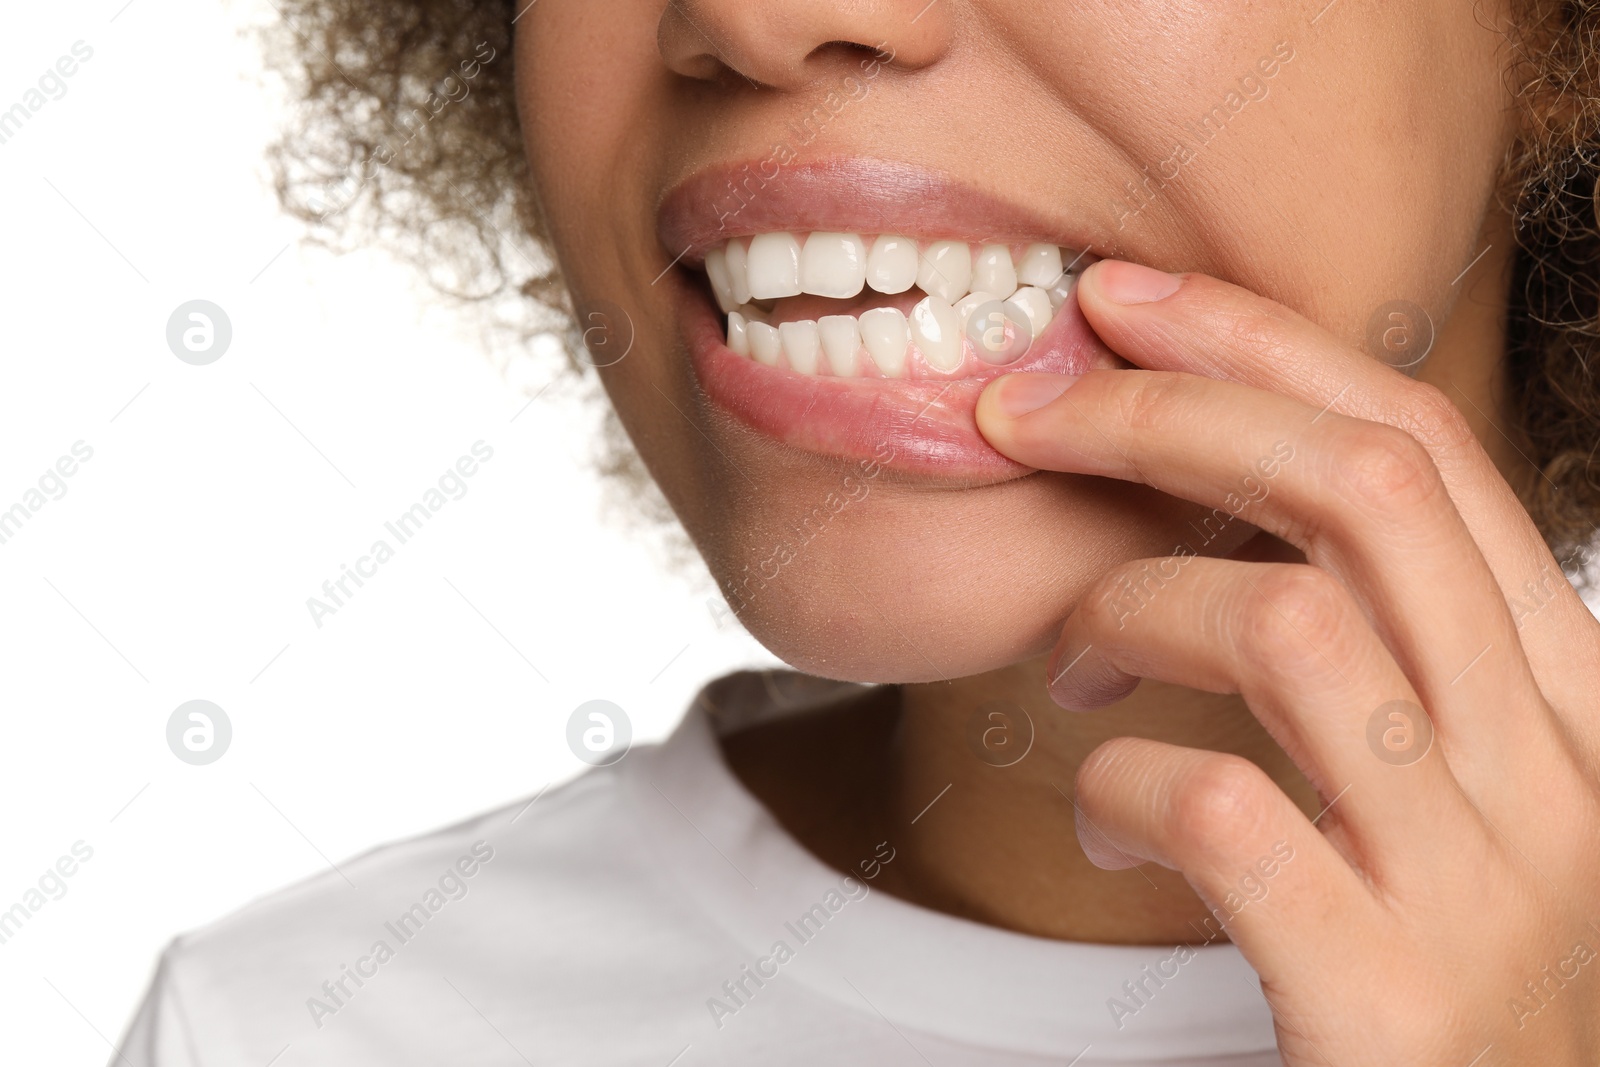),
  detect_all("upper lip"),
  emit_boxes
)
[657,157,1112,268]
